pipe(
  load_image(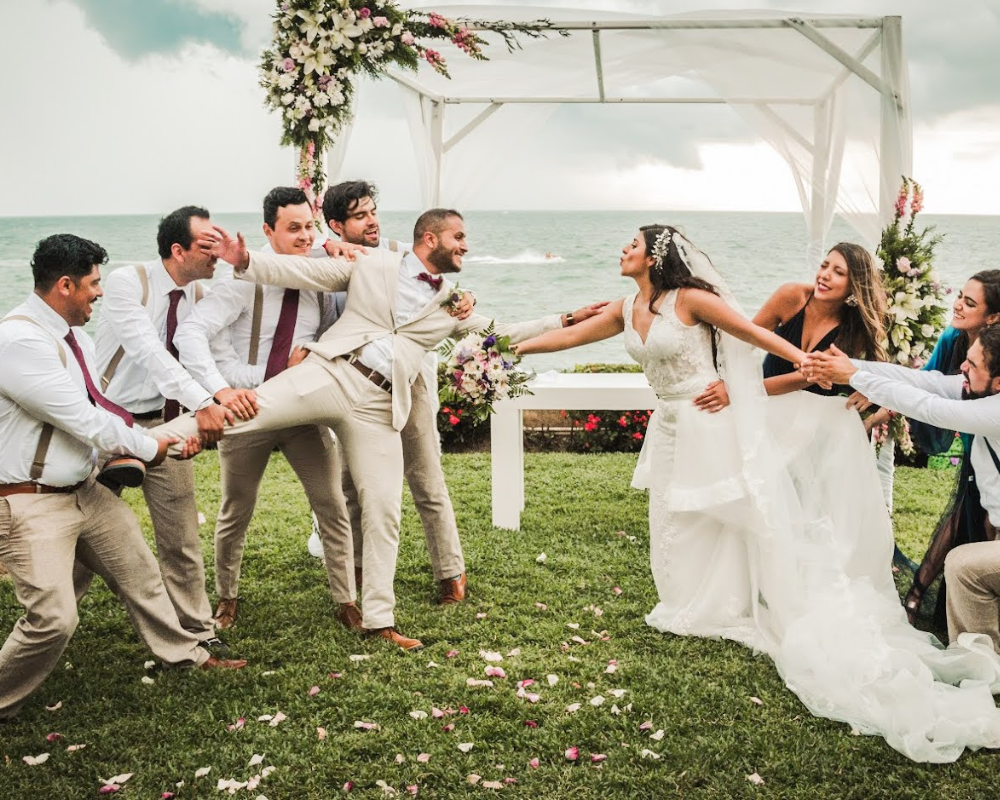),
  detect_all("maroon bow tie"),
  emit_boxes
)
[416,272,443,291]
